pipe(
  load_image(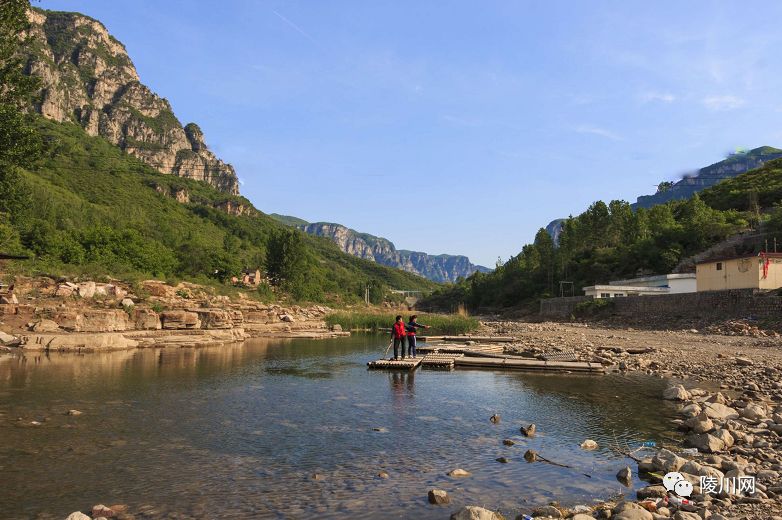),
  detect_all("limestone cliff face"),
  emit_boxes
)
[633,146,782,210]
[23,9,240,195]
[271,217,490,283]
